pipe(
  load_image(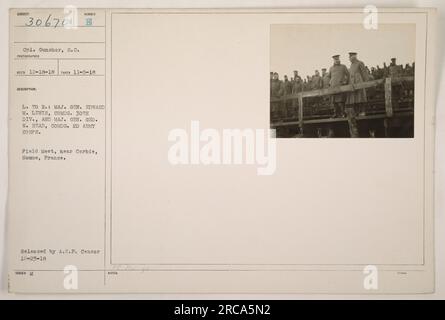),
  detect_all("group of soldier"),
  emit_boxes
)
[270,53,415,137]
